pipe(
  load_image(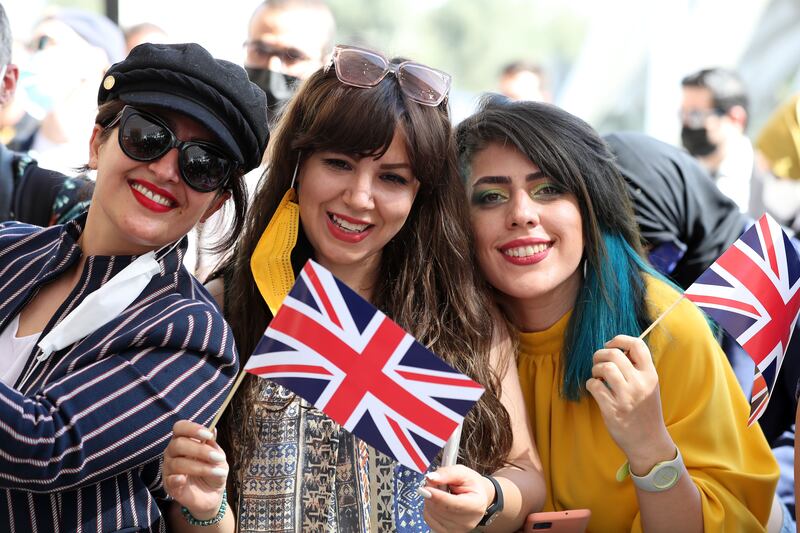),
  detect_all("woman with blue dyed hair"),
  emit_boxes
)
[455,97,779,532]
